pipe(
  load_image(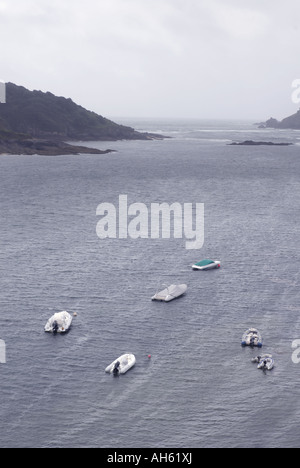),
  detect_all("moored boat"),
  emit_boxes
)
[192,259,221,271]
[252,354,274,371]
[241,328,263,348]
[105,354,136,375]
[151,284,188,302]
[44,311,73,334]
